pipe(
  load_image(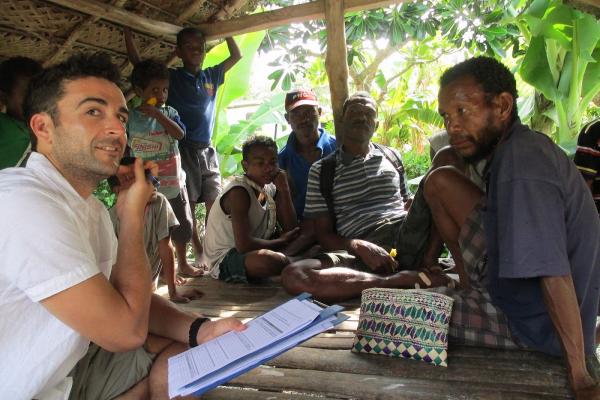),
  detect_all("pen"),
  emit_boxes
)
[120,156,160,189]
[145,169,161,189]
